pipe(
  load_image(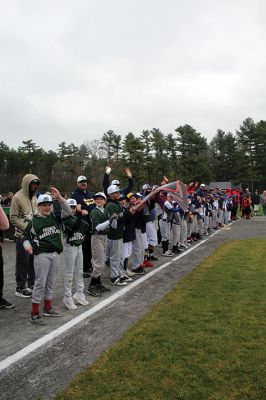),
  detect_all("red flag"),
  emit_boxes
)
[140,180,189,211]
